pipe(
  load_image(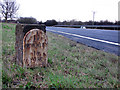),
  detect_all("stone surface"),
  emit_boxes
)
[15,24,47,67]
[15,24,24,66]
[23,29,48,68]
